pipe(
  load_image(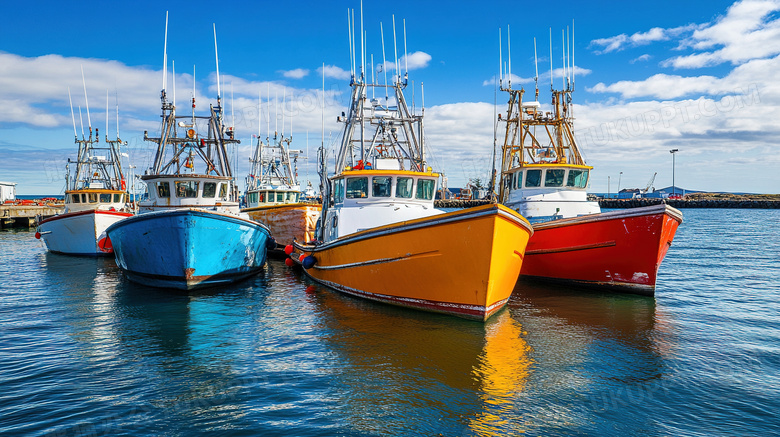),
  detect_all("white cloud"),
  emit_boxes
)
[664,0,780,68]
[280,68,309,79]
[318,64,351,80]
[379,51,433,73]
[588,24,698,55]
[588,53,780,99]
[400,51,431,70]
[630,54,652,64]
[590,25,696,54]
